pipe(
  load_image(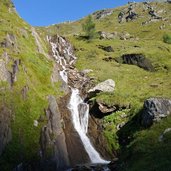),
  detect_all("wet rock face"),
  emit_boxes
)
[58,94,90,166]
[68,68,92,96]
[140,97,171,127]
[0,105,12,156]
[40,94,90,170]
[115,54,154,71]
[88,114,115,160]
